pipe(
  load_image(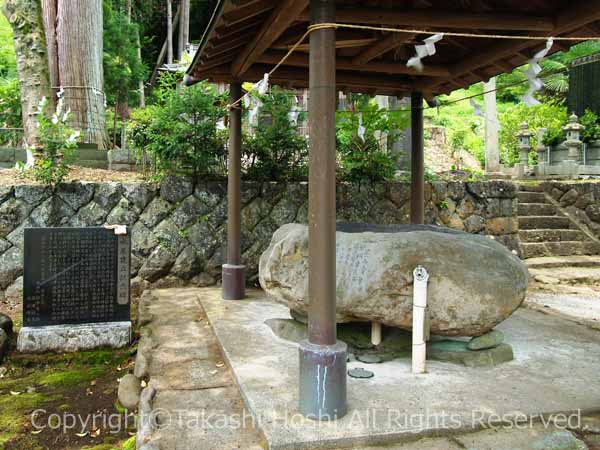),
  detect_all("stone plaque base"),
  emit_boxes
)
[17,321,131,353]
